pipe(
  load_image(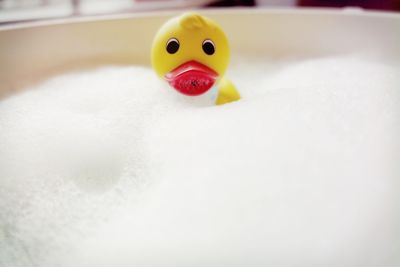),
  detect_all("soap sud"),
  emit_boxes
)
[0,55,400,267]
